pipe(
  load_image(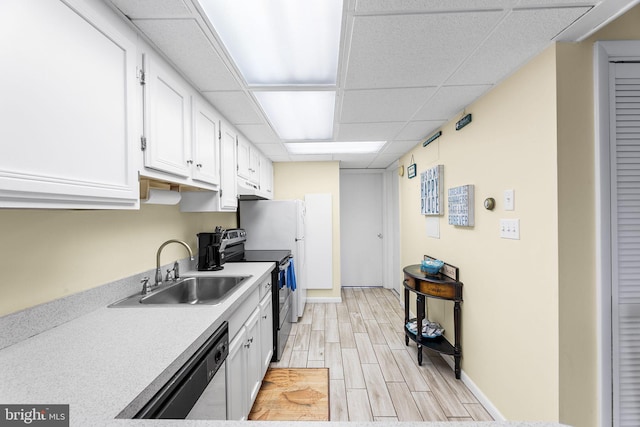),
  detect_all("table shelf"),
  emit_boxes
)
[403,264,463,379]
